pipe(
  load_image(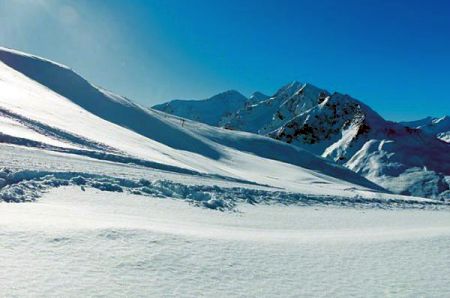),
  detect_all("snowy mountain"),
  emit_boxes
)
[153,90,260,126]
[153,90,271,128]
[1,46,422,207]
[401,116,450,143]
[156,81,450,199]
